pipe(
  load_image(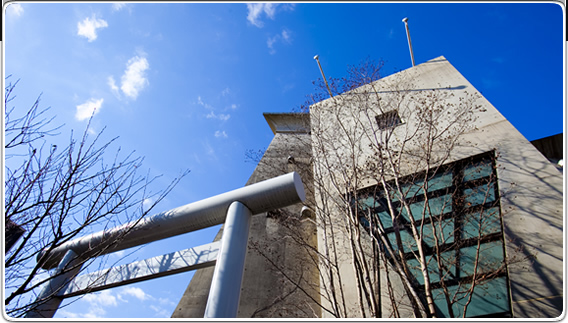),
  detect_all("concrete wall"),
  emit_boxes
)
[172,113,320,318]
[173,56,562,319]
[309,56,563,318]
